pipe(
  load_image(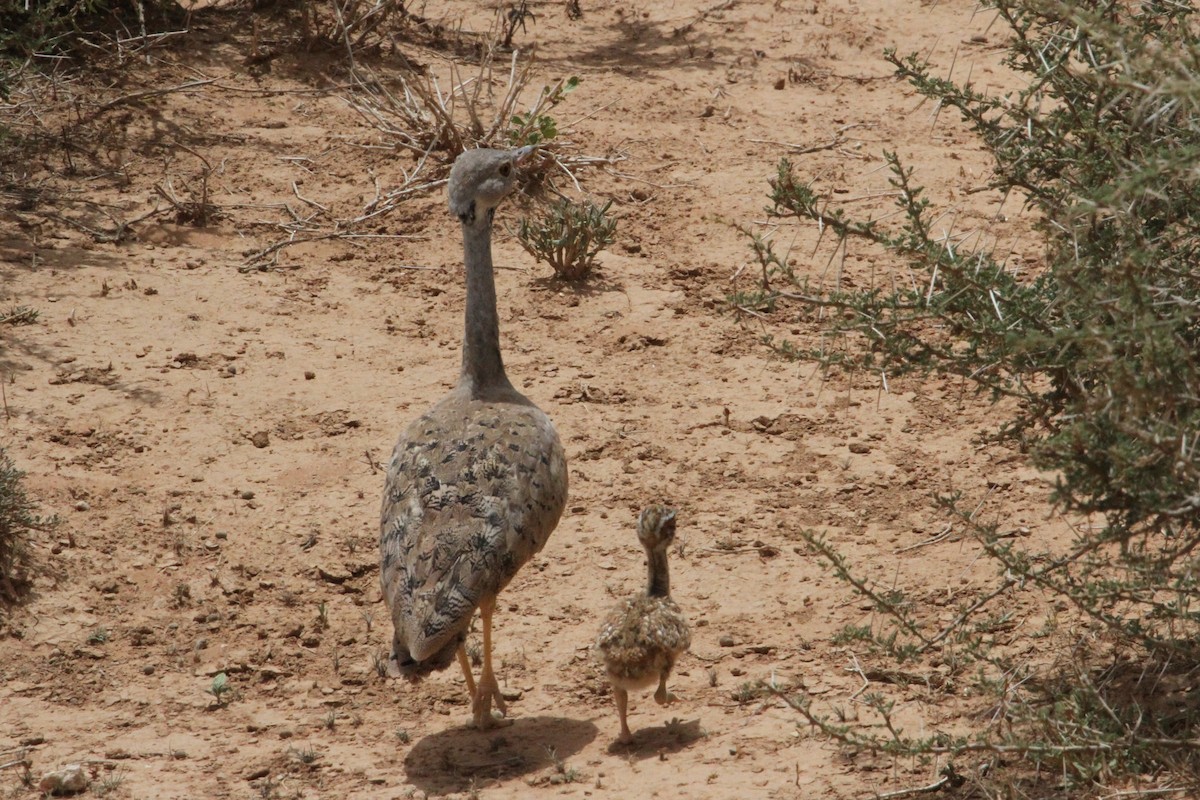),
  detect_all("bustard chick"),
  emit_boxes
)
[596,505,691,744]
[380,147,568,729]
